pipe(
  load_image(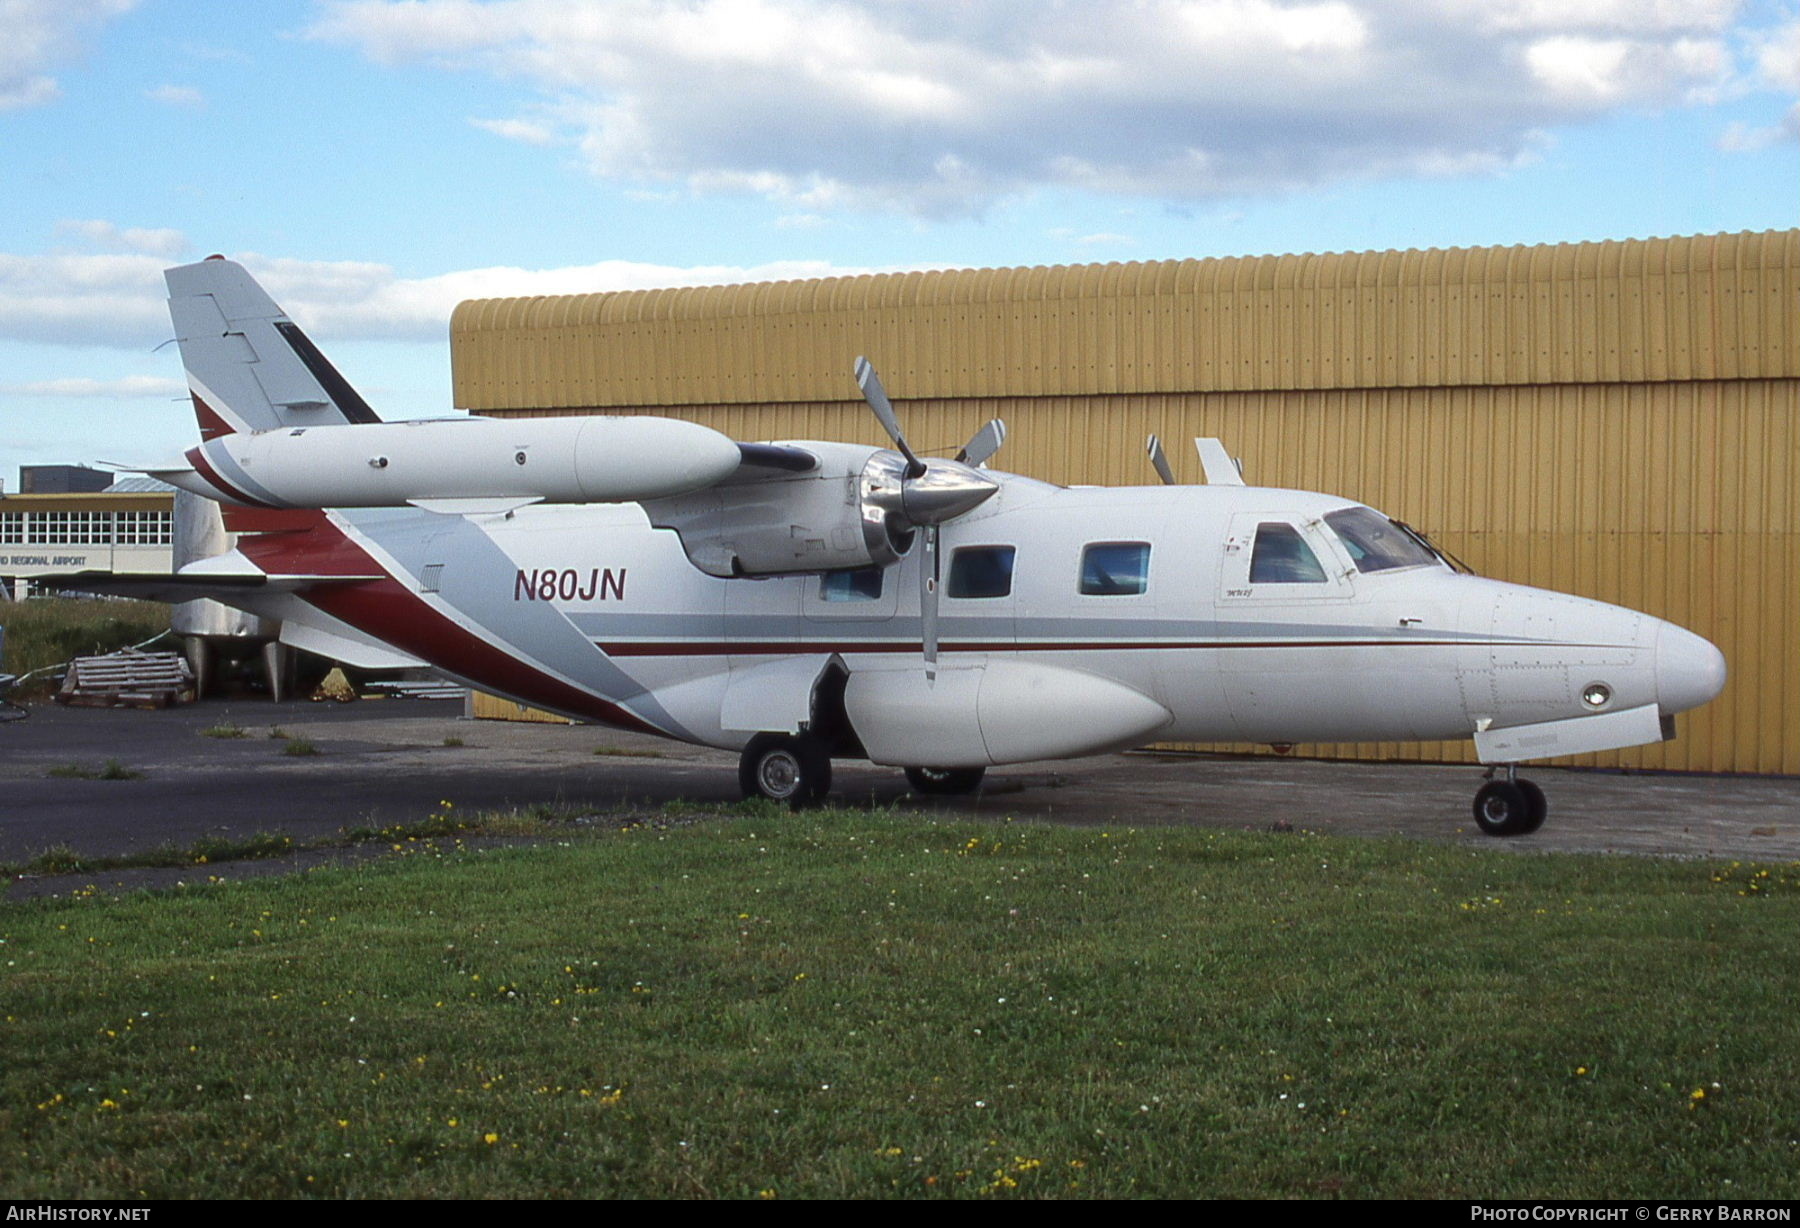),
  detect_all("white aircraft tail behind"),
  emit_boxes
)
[165,256,382,438]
